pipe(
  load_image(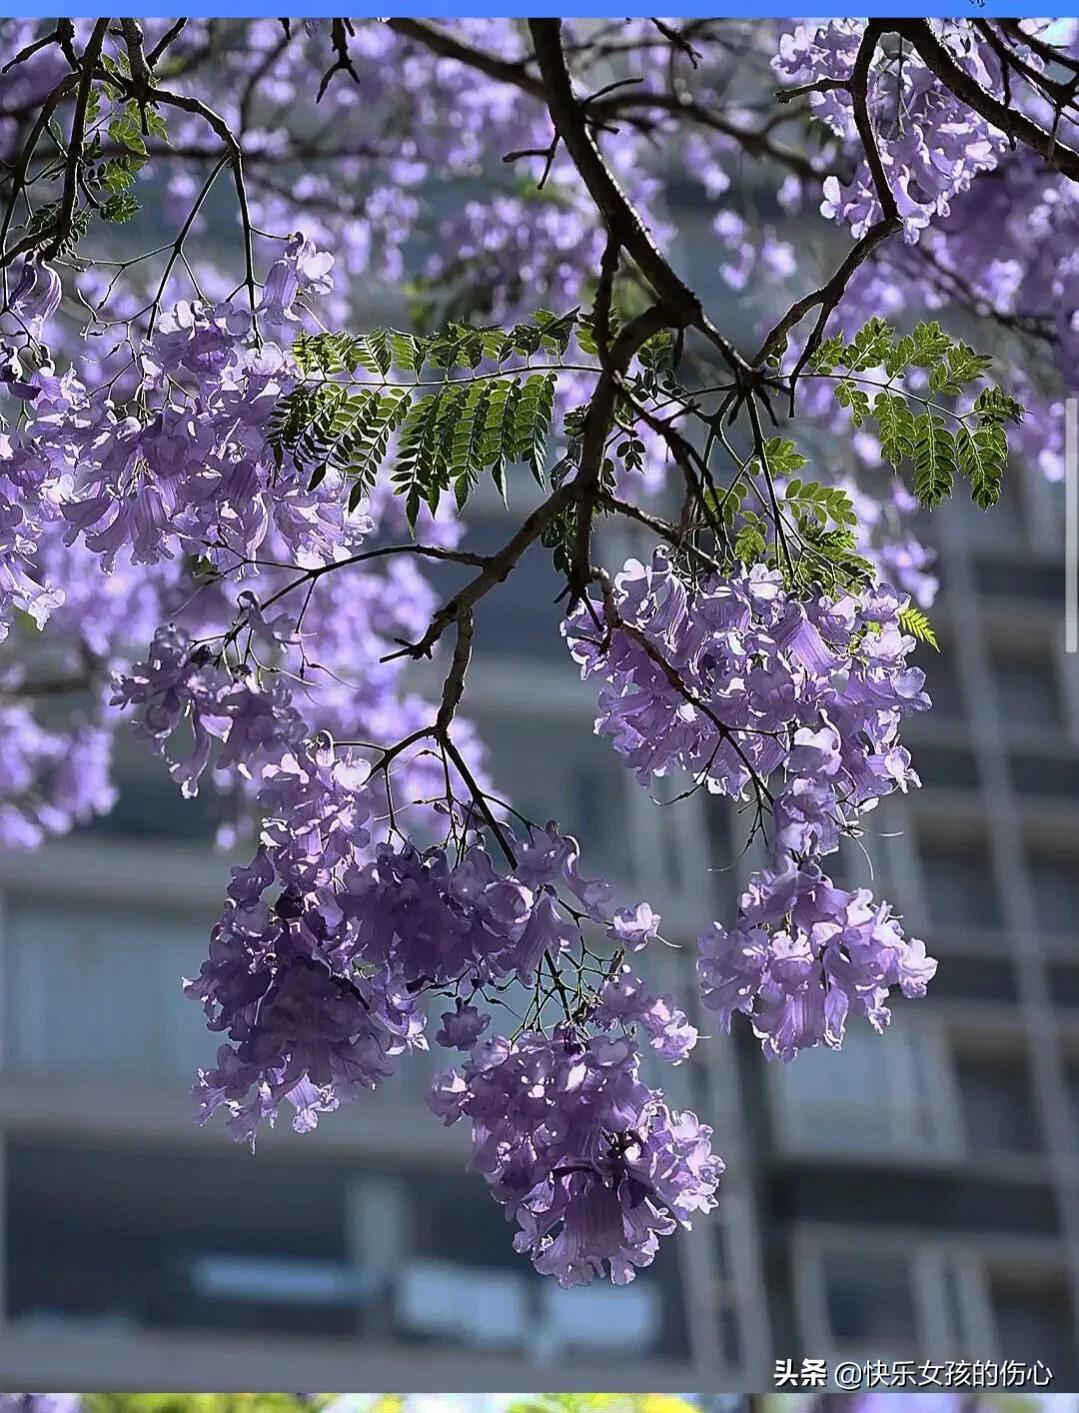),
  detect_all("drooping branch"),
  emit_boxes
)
[756,22,902,392]
[528,18,751,383]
